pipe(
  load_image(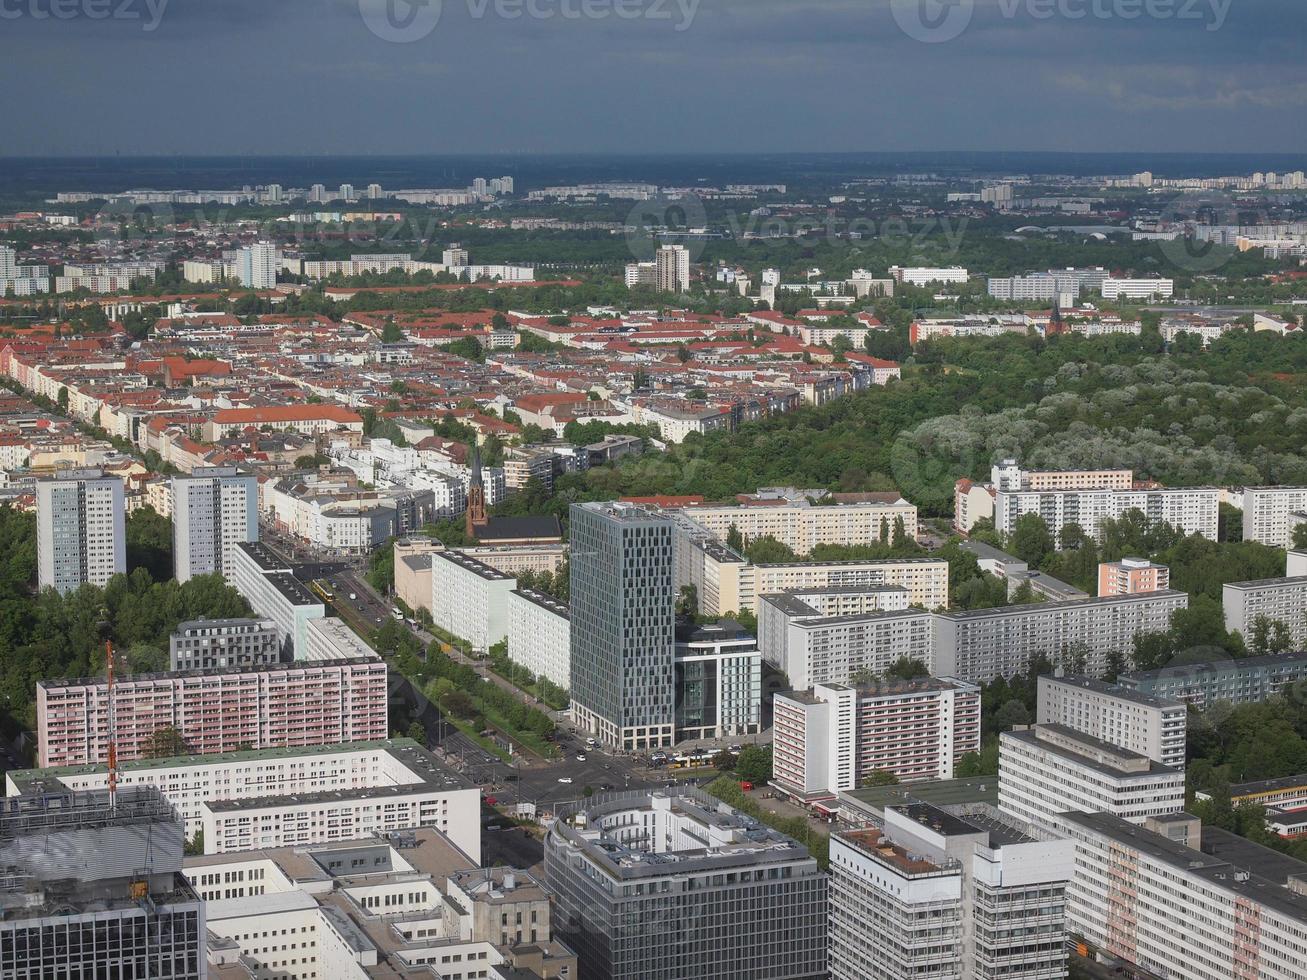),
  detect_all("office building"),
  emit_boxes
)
[1097,557,1169,596]
[172,466,259,582]
[1223,576,1307,649]
[36,468,126,594]
[1037,674,1185,768]
[545,788,827,980]
[7,738,479,860]
[993,484,1219,545]
[1242,486,1307,547]
[773,677,981,800]
[36,656,388,768]
[1118,651,1307,706]
[1061,811,1307,980]
[569,503,676,750]
[226,541,326,657]
[0,787,204,980]
[431,550,517,654]
[759,599,934,690]
[673,619,762,741]
[655,243,691,293]
[169,617,280,671]
[998,724,1186,834]
[186,830,575,979]
[932,590,1189,682]
[829,804,1073,980]
[506,588,570,691]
